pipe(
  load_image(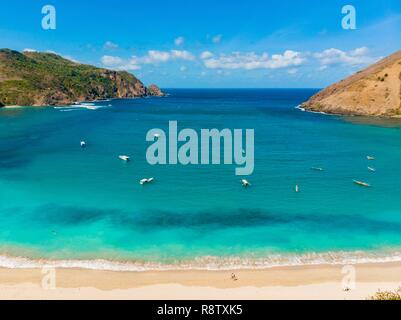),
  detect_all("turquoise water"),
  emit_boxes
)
[1,89,401,269]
